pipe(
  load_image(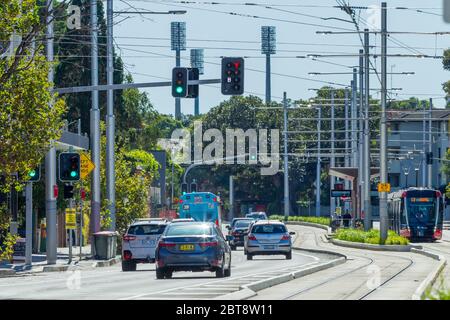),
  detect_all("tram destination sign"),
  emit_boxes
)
[331,190,352,198]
